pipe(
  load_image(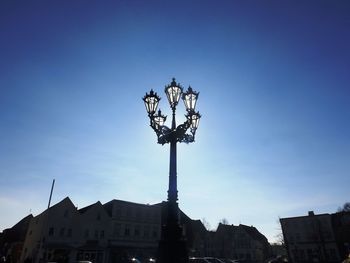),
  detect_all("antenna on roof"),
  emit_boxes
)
[36,179,55,263]
[47,179,55,209]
